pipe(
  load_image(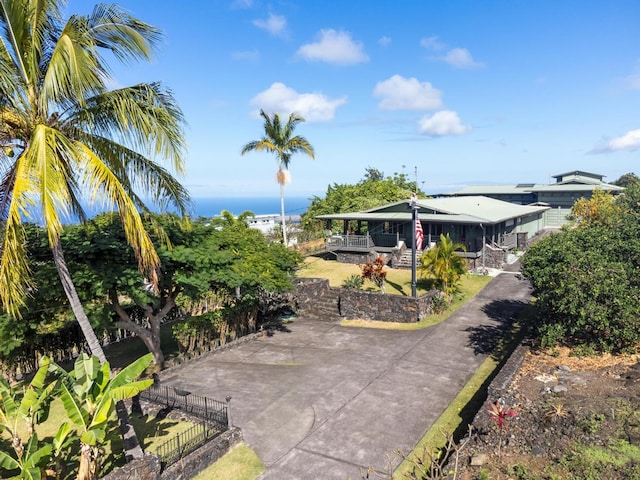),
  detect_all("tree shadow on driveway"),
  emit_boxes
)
[465,299,529,355]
